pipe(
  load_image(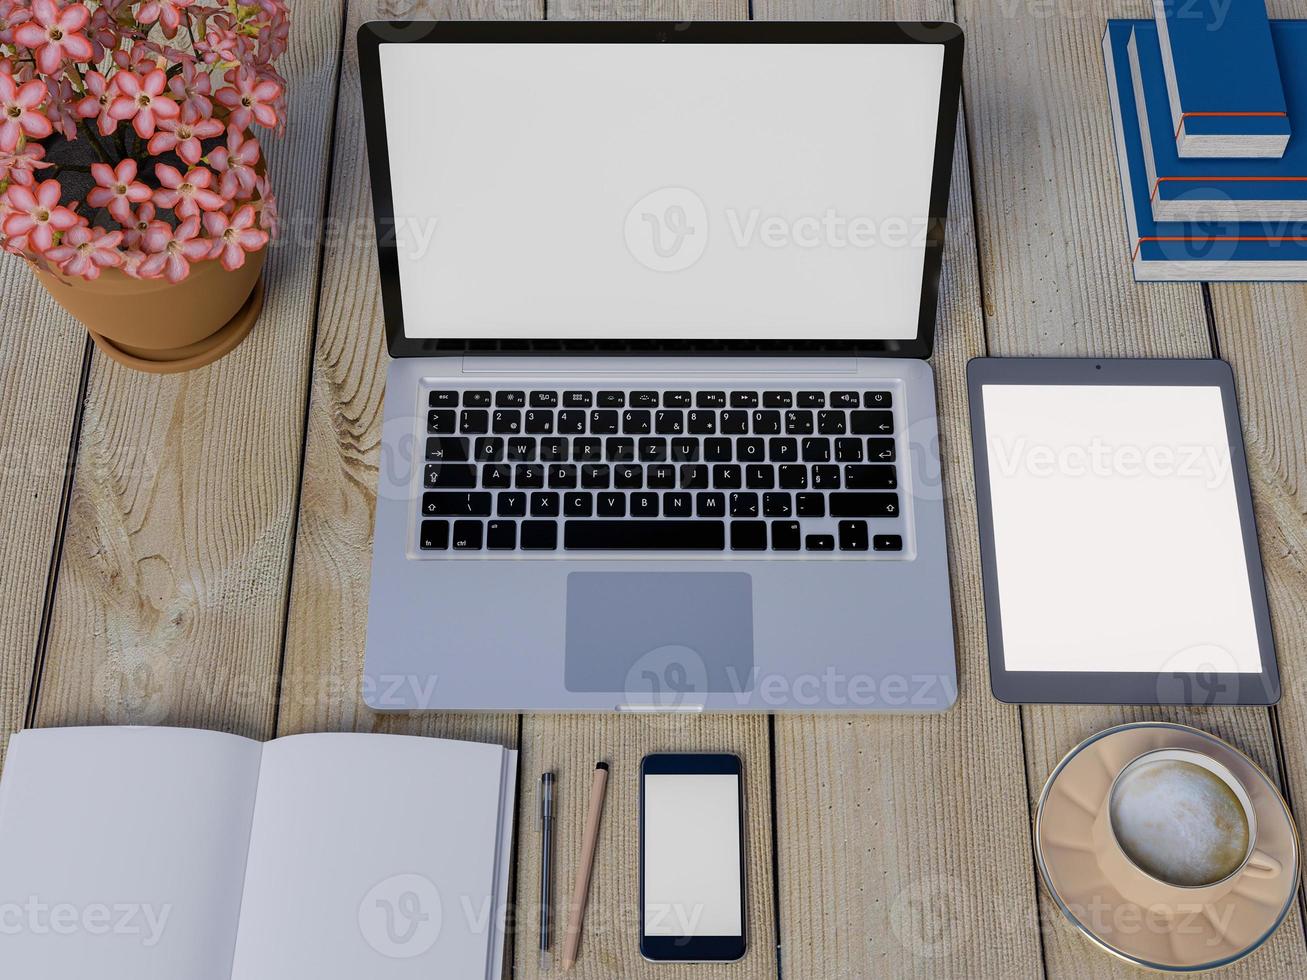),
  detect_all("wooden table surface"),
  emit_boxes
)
[2,1,1305,976]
